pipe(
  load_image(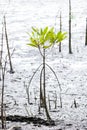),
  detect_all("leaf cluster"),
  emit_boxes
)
[27,27,67,49]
